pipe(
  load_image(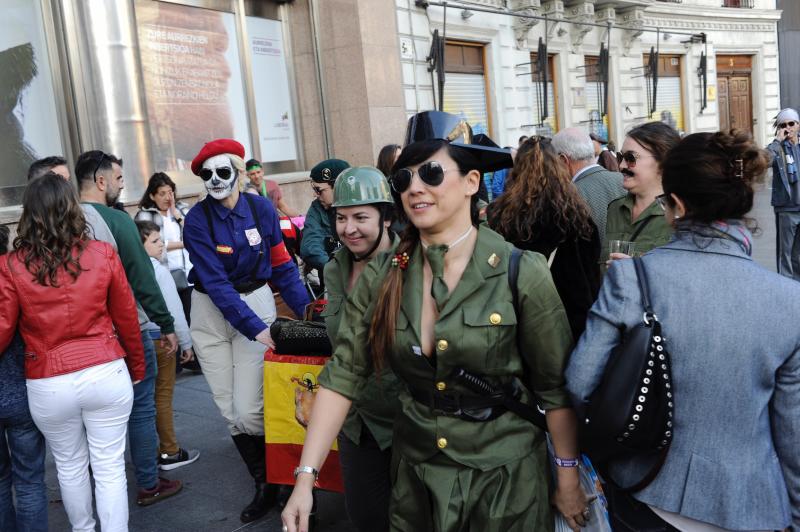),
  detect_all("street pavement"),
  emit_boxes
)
[46,370,354,532]
[45,185,778,531]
